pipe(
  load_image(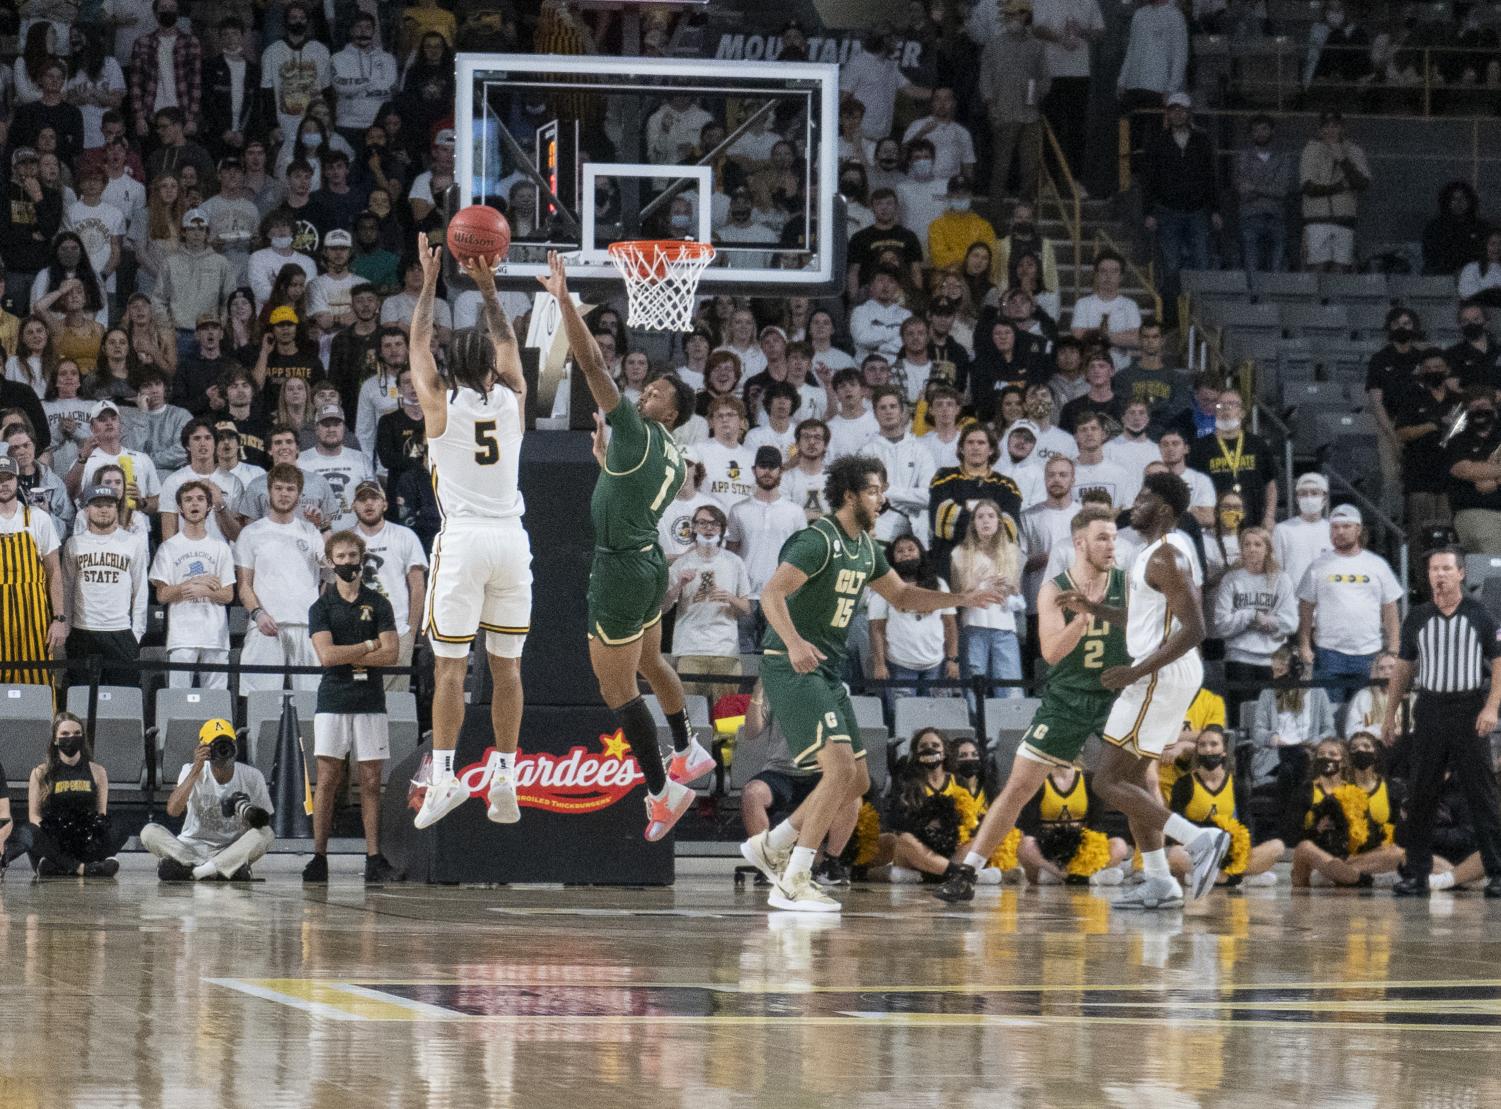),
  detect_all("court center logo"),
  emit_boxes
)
[409,732,644,815]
